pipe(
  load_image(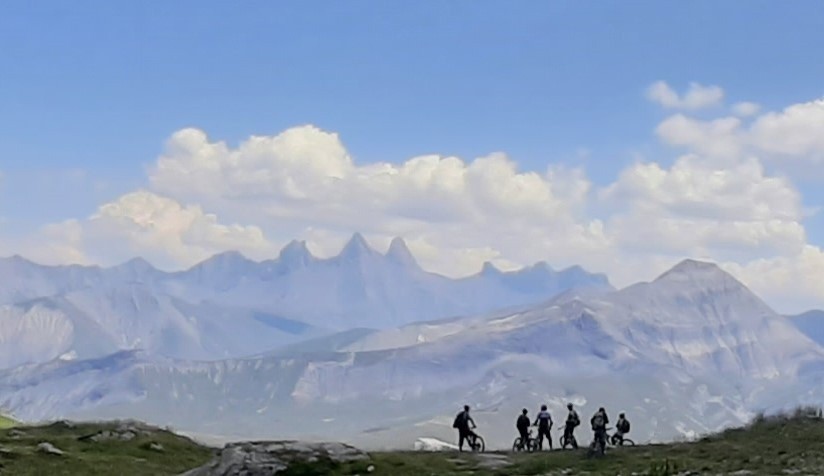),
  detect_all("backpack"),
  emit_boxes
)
[592,413,604,429]
[619,419,630,433]
[571,412,580,427]
[453,411,466,429]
